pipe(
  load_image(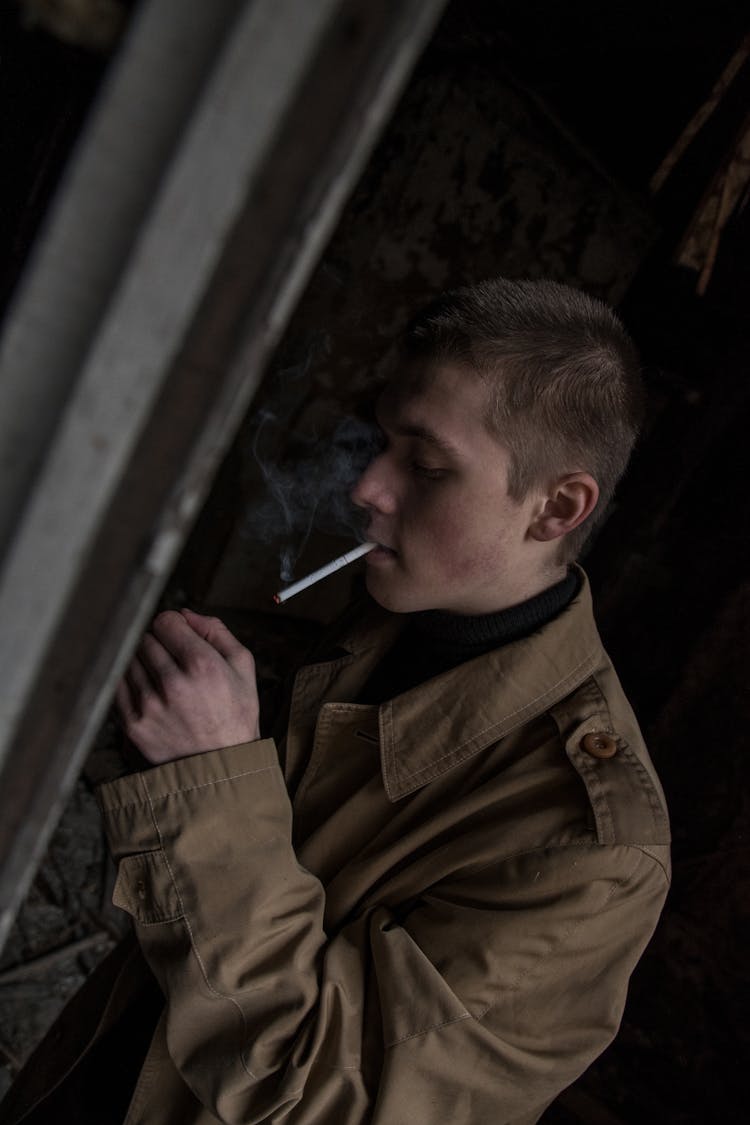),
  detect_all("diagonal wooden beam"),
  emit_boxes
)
[0,0,447,950]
